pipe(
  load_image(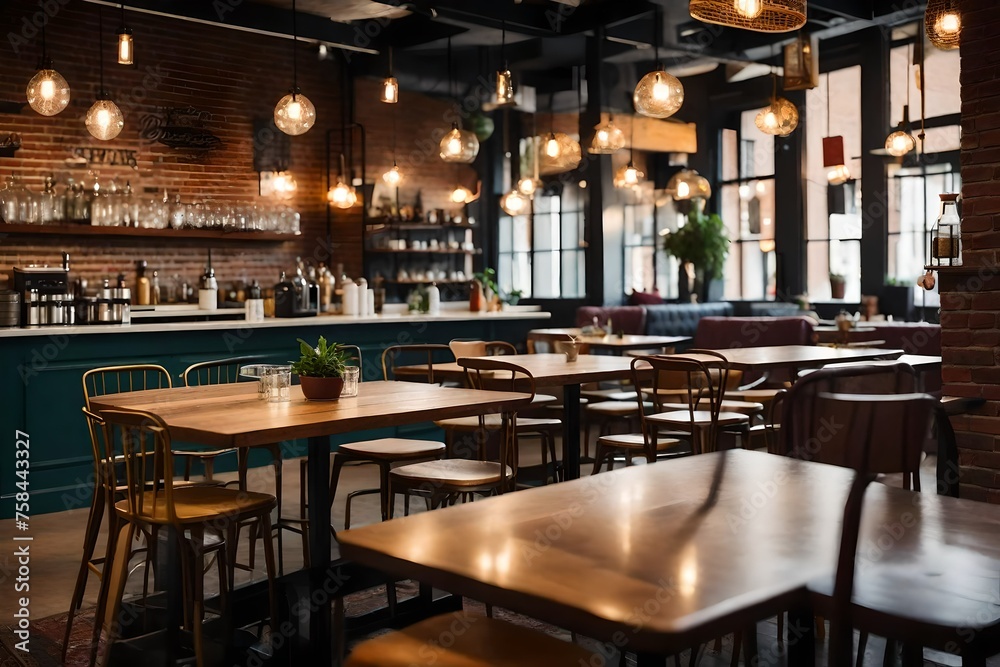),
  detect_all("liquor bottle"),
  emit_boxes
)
[135,260,150,306]
[39,174,57,224]
[151,270,160,305]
